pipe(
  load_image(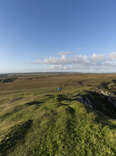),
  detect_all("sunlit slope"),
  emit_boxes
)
[0,74,116,156]
[0,90,116,156]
